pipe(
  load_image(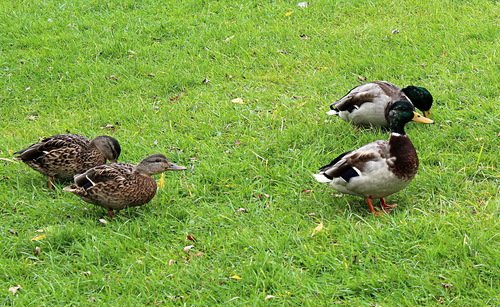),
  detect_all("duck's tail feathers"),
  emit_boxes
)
[313,173,332,183]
